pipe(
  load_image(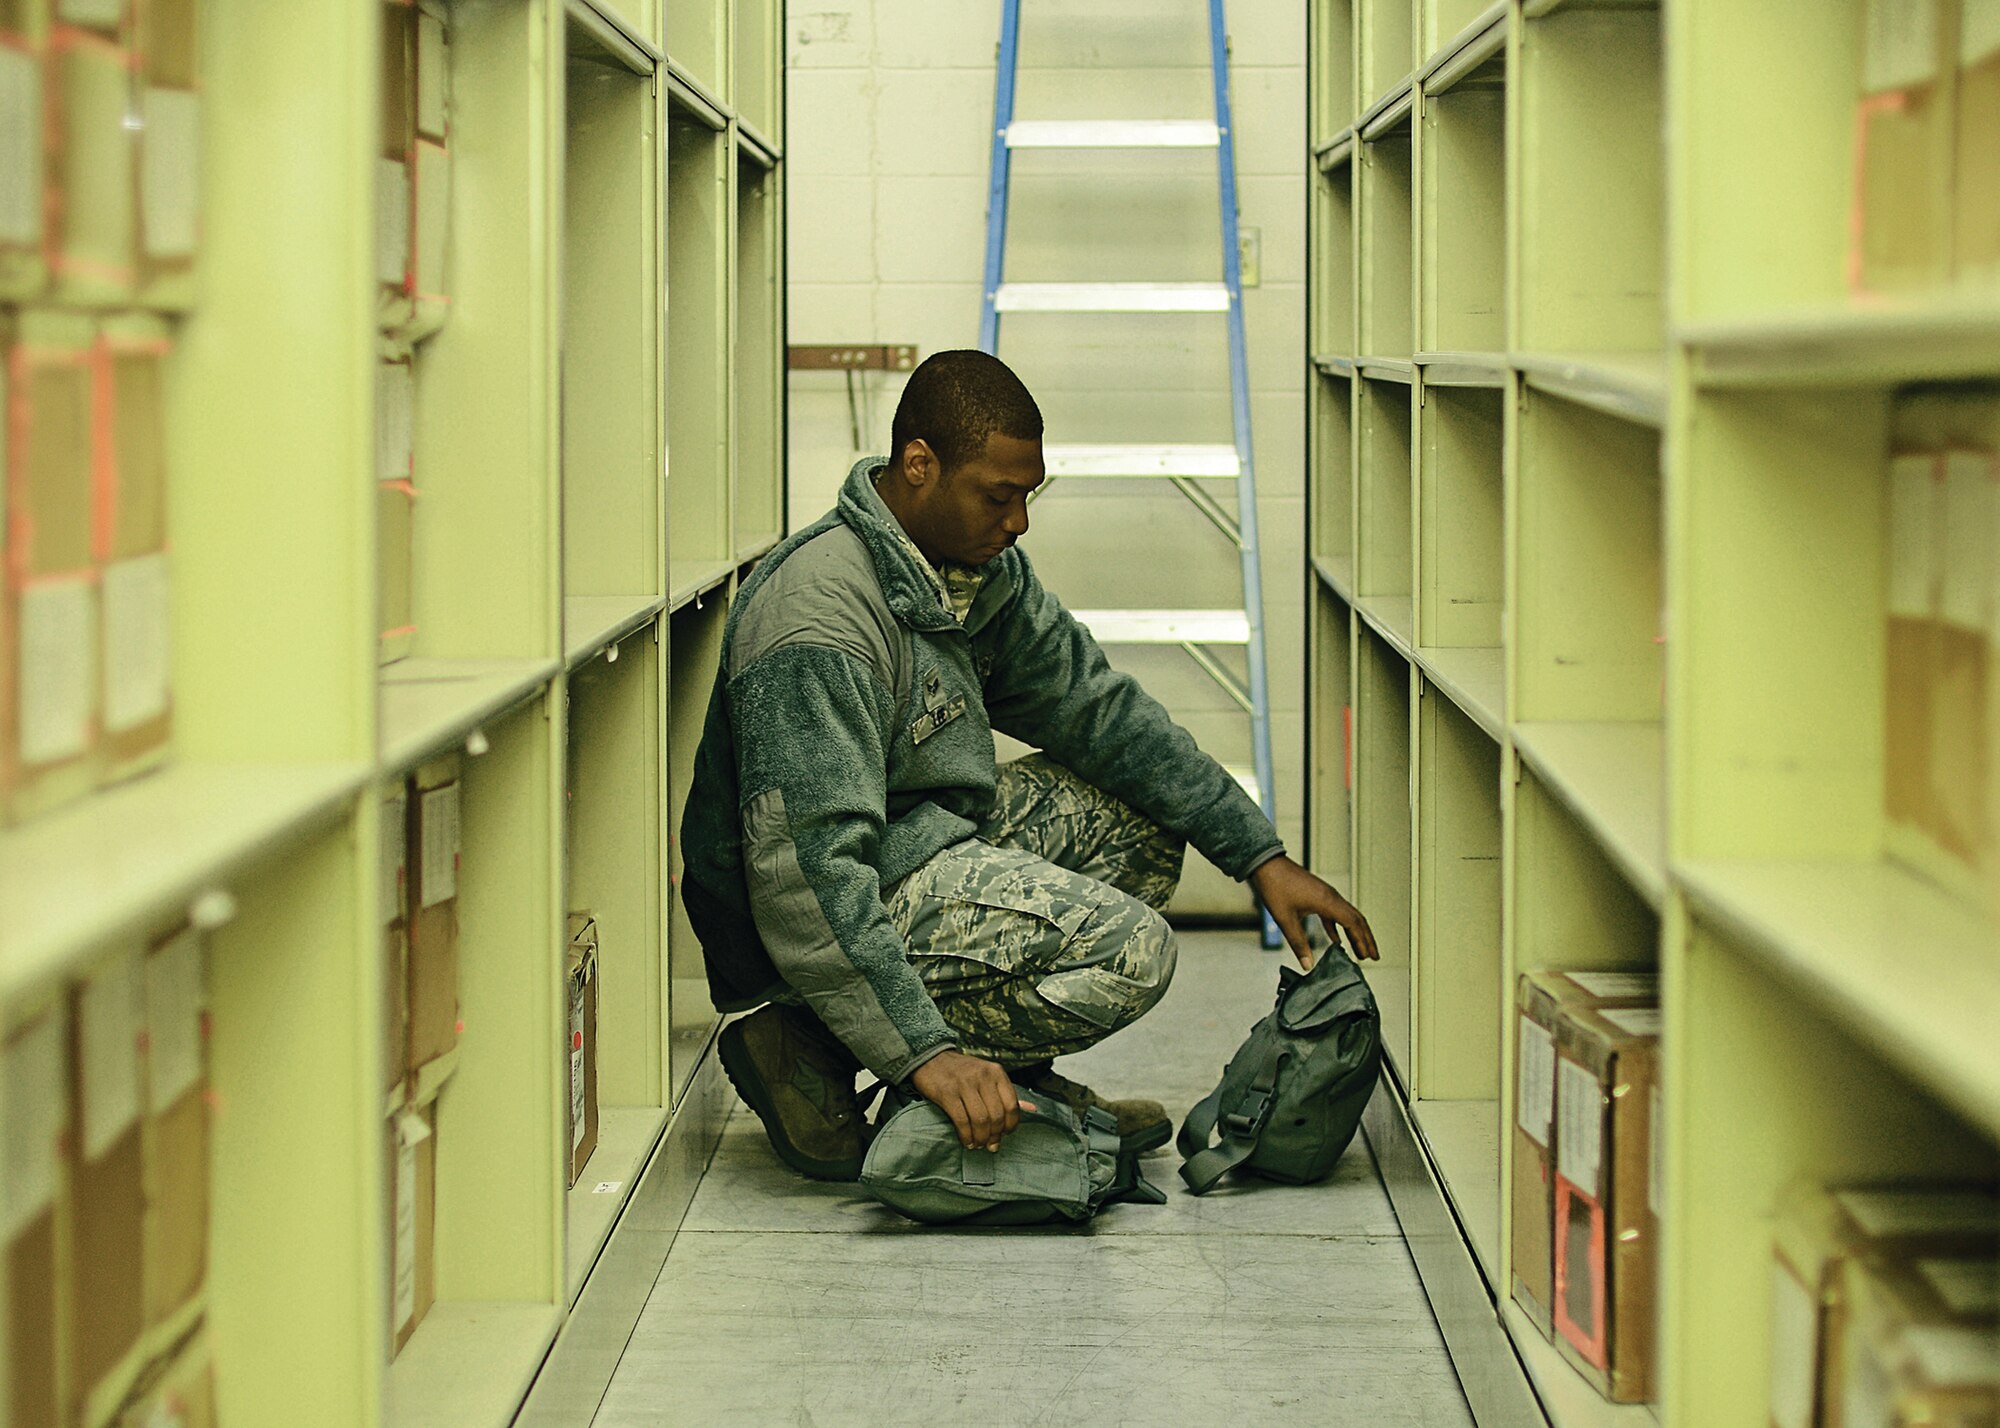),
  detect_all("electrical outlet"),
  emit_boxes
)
[1238,227,1261,287]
